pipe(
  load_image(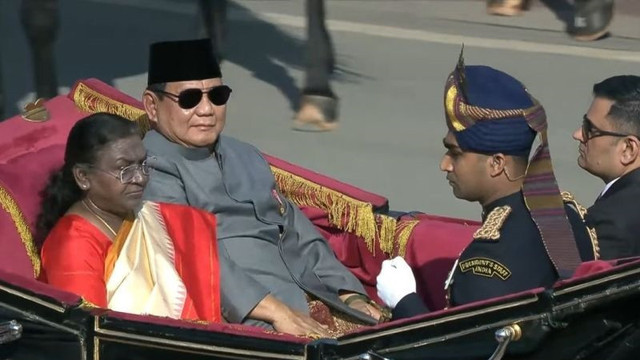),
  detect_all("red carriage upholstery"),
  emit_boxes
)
[0,78,480,316]
[0,95,88,279]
